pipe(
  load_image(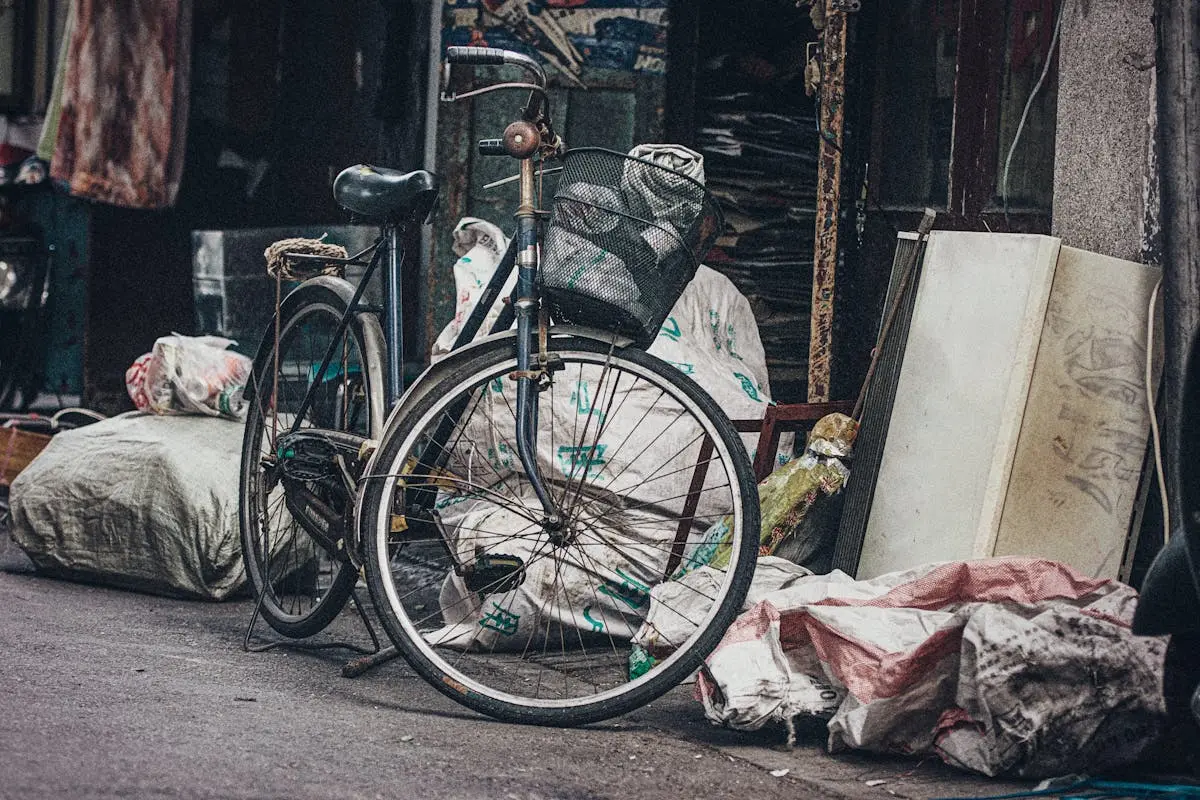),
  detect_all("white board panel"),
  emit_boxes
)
[993,247,1161,577]
[856,232,1061,579]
